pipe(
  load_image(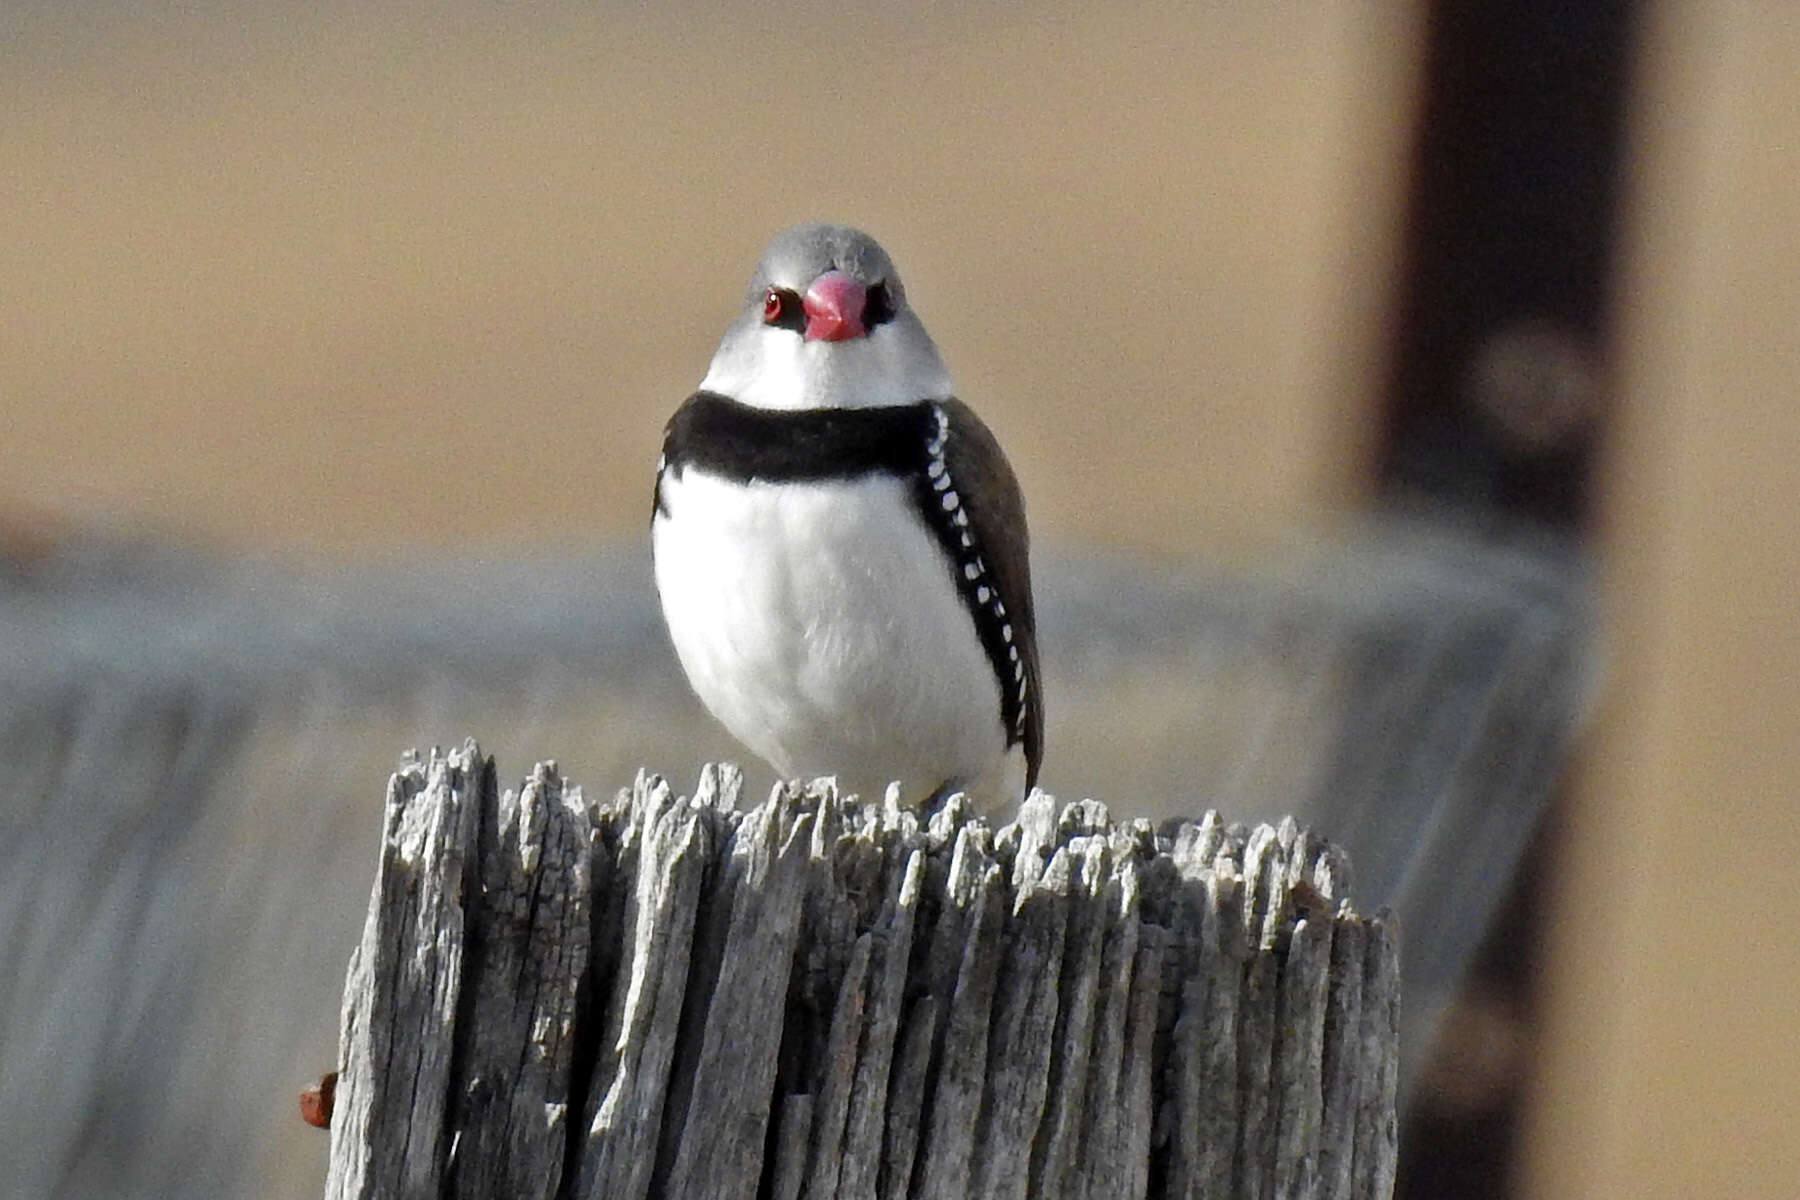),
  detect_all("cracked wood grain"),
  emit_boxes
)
[324,746,1399,1199]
